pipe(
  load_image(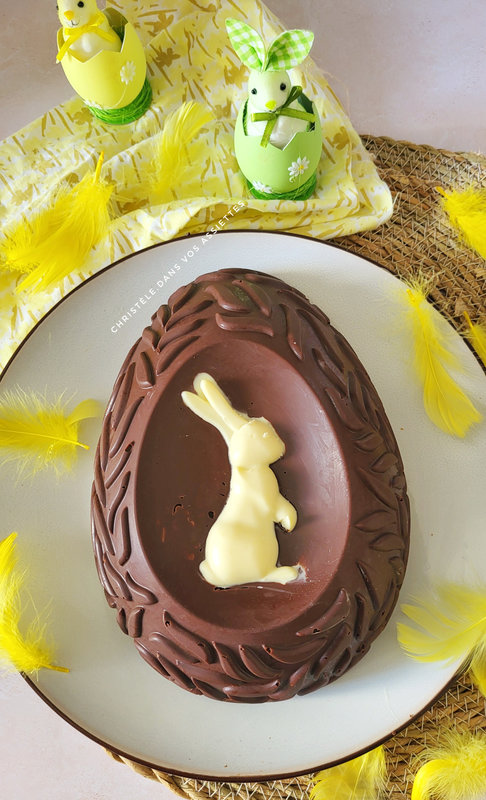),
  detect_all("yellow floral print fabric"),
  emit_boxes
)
[0,0,392,371]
